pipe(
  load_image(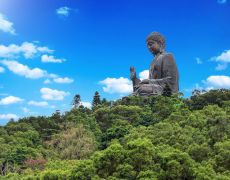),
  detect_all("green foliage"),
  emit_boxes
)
[186,89,230,110]
[111,105,142,125]
[70,160,96,180]
[41,169,70,180]
[93,141,125,178]
[0,89,230,179]
[72,94,81,109]
[18,116,61,140]
[92,91,101,108]
[64,108,102,142]
[214,140,230,172]
[138,171,158,180]
[126,138,154,173]
[112,164,136,179]
[150,95,184,120]
[188,143,211,162]
[49,124,97,160]
[162,83,172,97]
[101,119,132,148]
